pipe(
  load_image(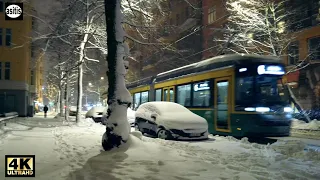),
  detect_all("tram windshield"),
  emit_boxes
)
[235,75,289,109]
